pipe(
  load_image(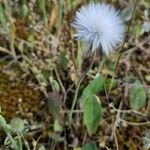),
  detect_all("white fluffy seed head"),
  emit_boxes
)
[72,3,124,56]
